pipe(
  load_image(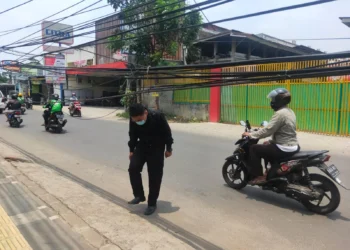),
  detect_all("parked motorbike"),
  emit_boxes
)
[21,103,26,114]
[45,111,67,133]
[68,101,81,117]
[222,120,348,215]
[25,98,33,109]
[5,110,23,128]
